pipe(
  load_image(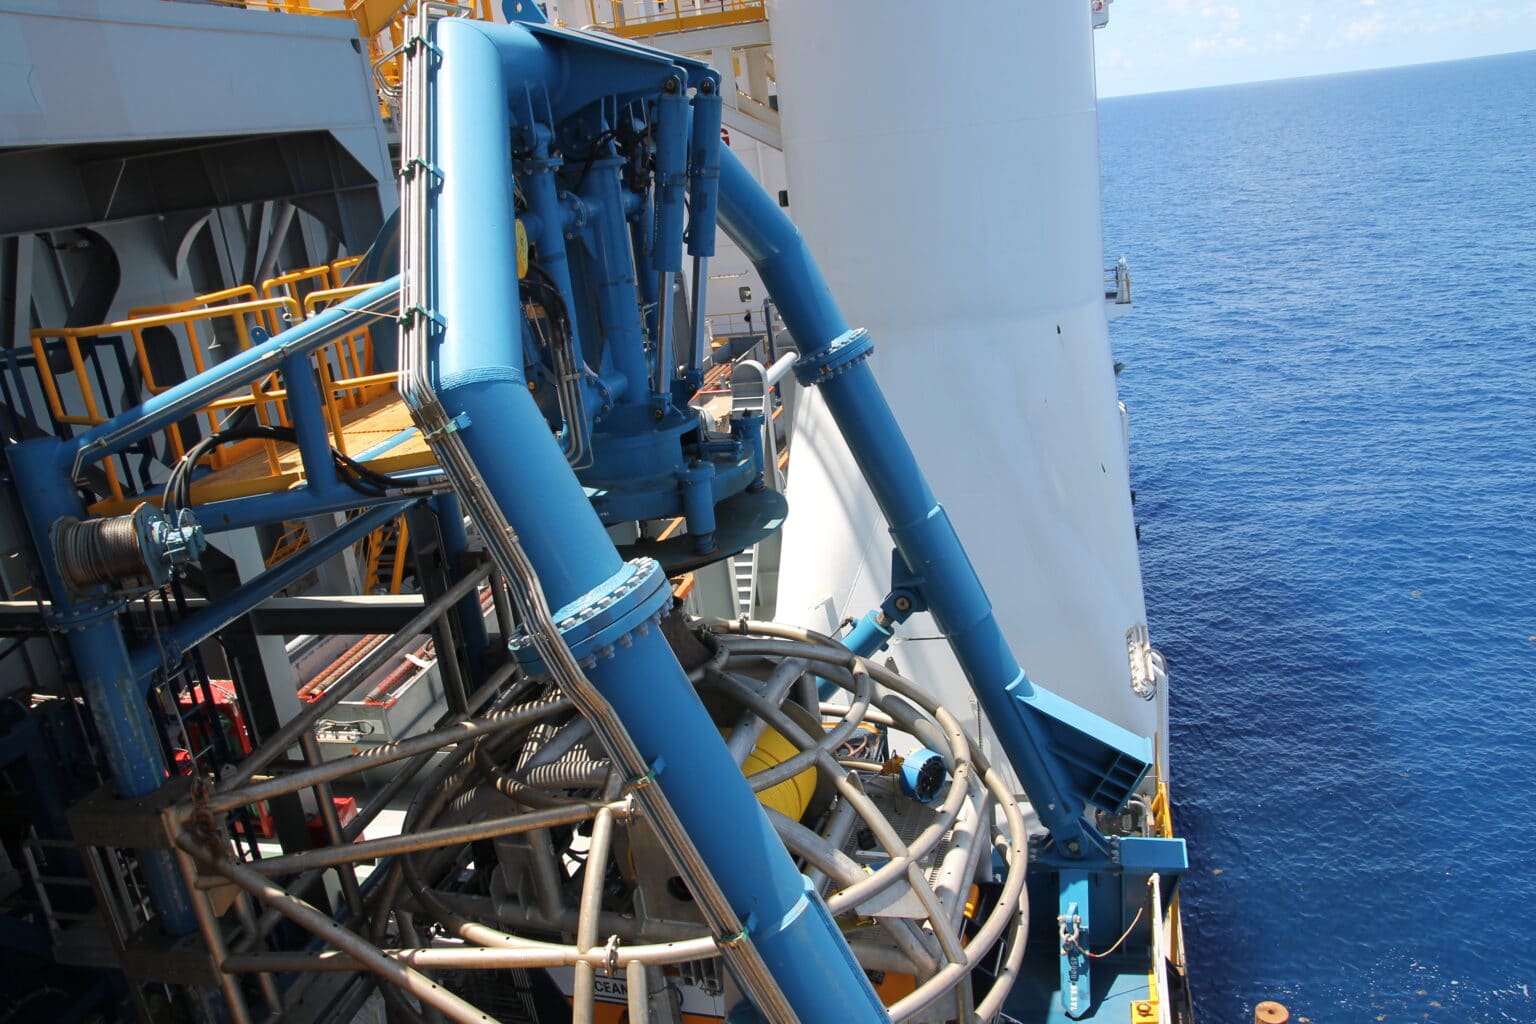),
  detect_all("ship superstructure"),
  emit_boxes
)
[0,2,1190,1023]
